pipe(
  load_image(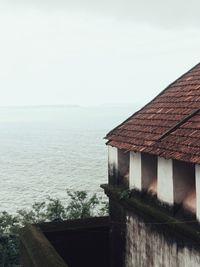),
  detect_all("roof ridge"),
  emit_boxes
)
[105,62,200,140]
[158,107,200,141]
